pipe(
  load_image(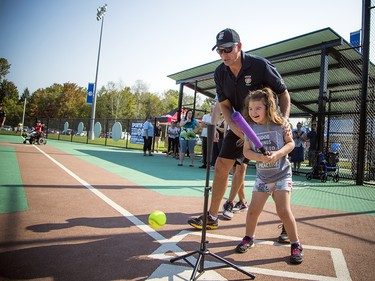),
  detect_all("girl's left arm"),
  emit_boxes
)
[270,126,295,162]
[280,126,295,155]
